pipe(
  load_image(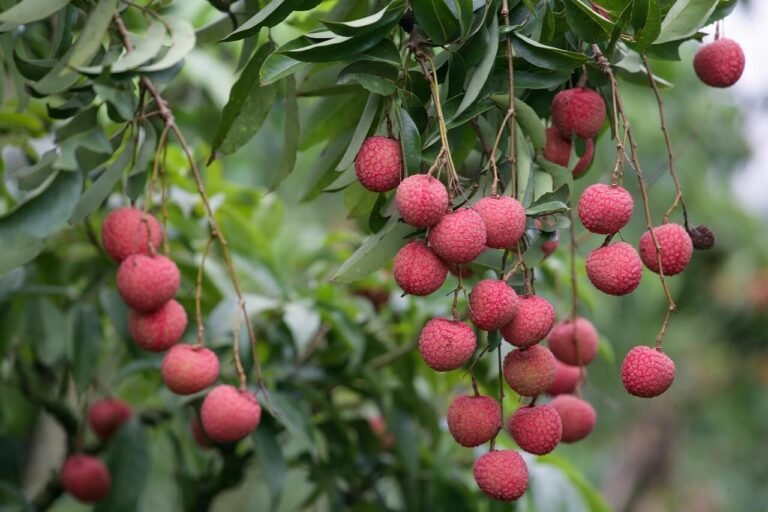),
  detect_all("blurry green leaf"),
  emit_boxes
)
[368,193,389,233]
[539,454,612,512]
[562,0,614,42]
[322,1,404,37]
[455,17,498,118]
[139,17,195,72]
[454,0,475,35]
[0,0,69,25]
[266,391,316,454]
[284,300,321,354]
[95,421,149,512]
[655,0,718,44]
[0,234,44,276]
[100,288,131,343]
[33,298,69,366]
[338,61,398,96]
[0,481,33,511]
[71,303,103,391]
[488,330,501,351]
[597,334,615,364]
[631,0,662,48]
[333,216,413,283]
[12,52,55,80]
[398,107,422,173]
[412,0,459,44]
[271,77,299,190]
[55,106,100,142]
[511,33,589,71]
[253,424,287,512]
[225,0,323,41]
[336,93,380,171]
[78,22,167,74]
